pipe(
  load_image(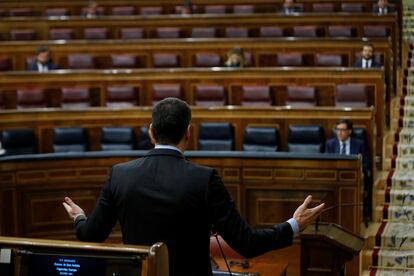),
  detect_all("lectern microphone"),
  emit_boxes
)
[315,203,363,232]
